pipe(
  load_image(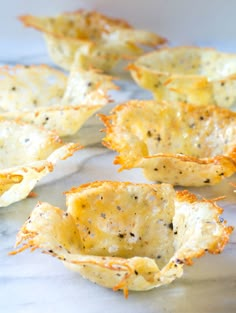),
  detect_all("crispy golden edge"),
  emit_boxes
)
[49,142,83,162]
[19,10,166,47]
[65,180,162,195]
[128,46,236,82]
[100,100,236,167]
[3,163,54,175]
